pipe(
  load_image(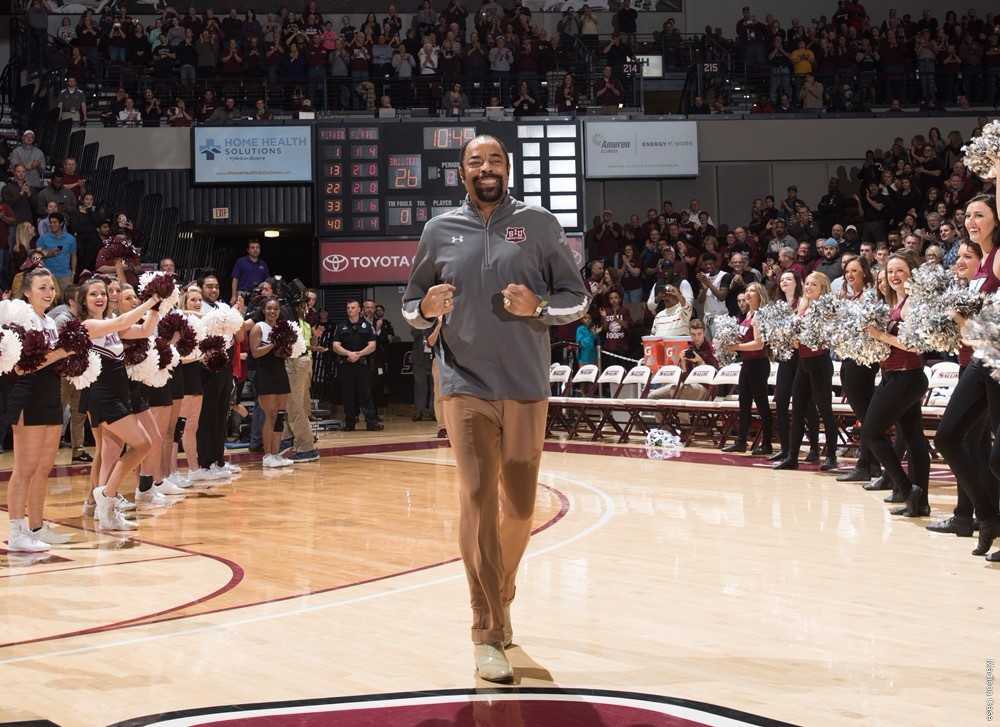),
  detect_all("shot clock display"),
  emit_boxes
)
[314,121,581,241]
